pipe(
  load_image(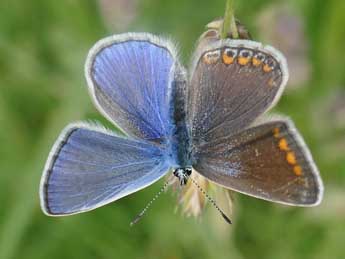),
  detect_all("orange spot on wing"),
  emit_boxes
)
[293,165,302,176]
[278,138,289,151]
[263,64,273,73]
[286,152,297,165]
[238,57,250,65]
[273,127,280,138]
[268,78,276,88]
[252,57,262,66]
[203,51,220,65]
[222,53,234,64]
[203,55,213,65]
